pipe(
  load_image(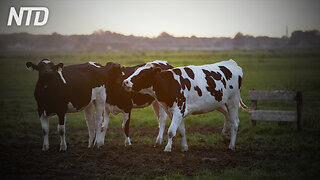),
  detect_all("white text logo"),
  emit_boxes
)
[7,7,49,26]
